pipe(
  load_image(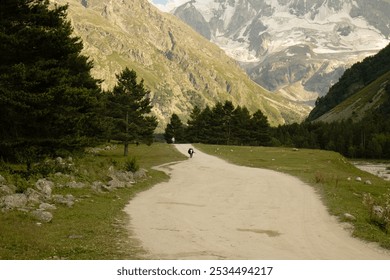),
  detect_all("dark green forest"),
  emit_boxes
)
[166,81,390,159]
[308,43,390,121]
[0,0,156,168]
[164,101,271,146]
